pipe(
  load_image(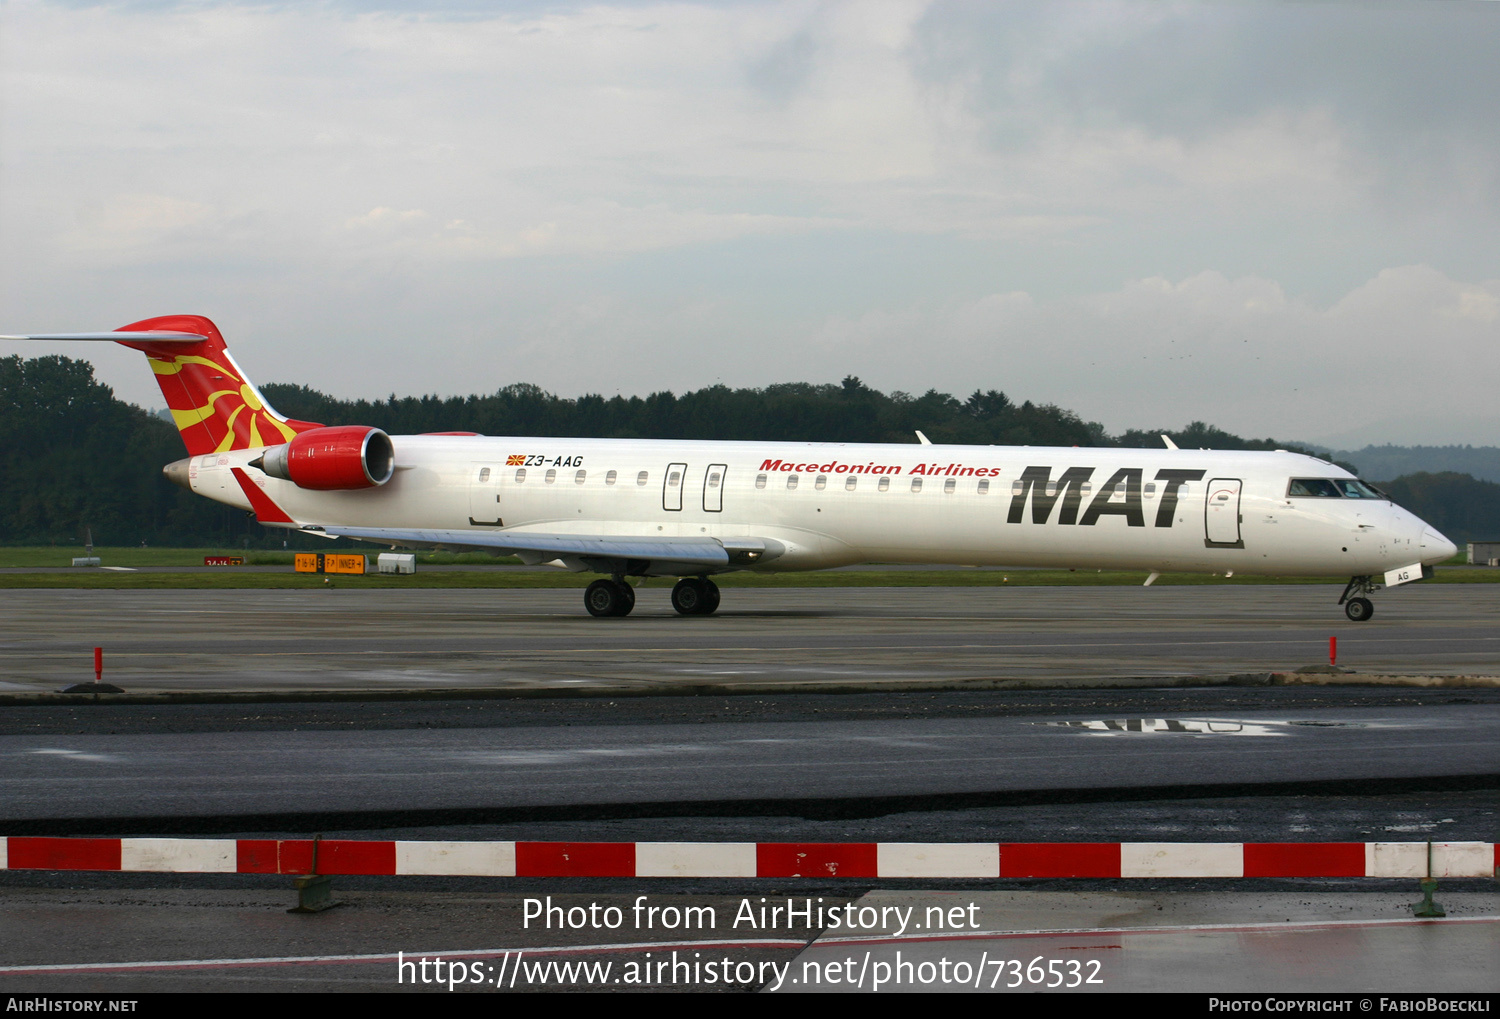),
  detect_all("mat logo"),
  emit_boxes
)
[1007,467,1205,527]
